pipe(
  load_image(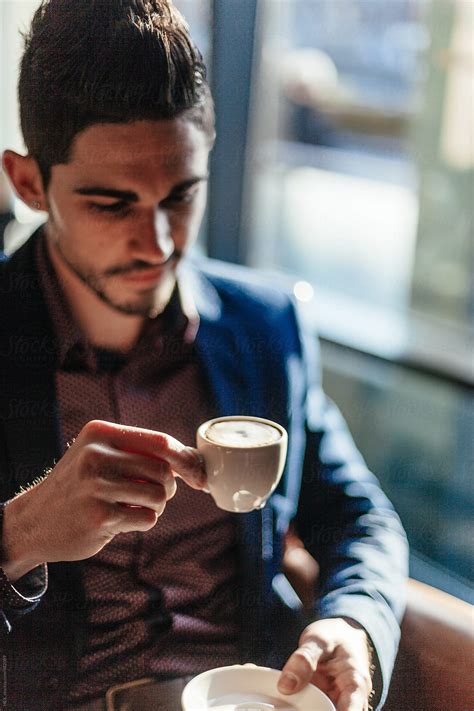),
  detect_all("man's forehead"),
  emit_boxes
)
[69,118,209,168]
